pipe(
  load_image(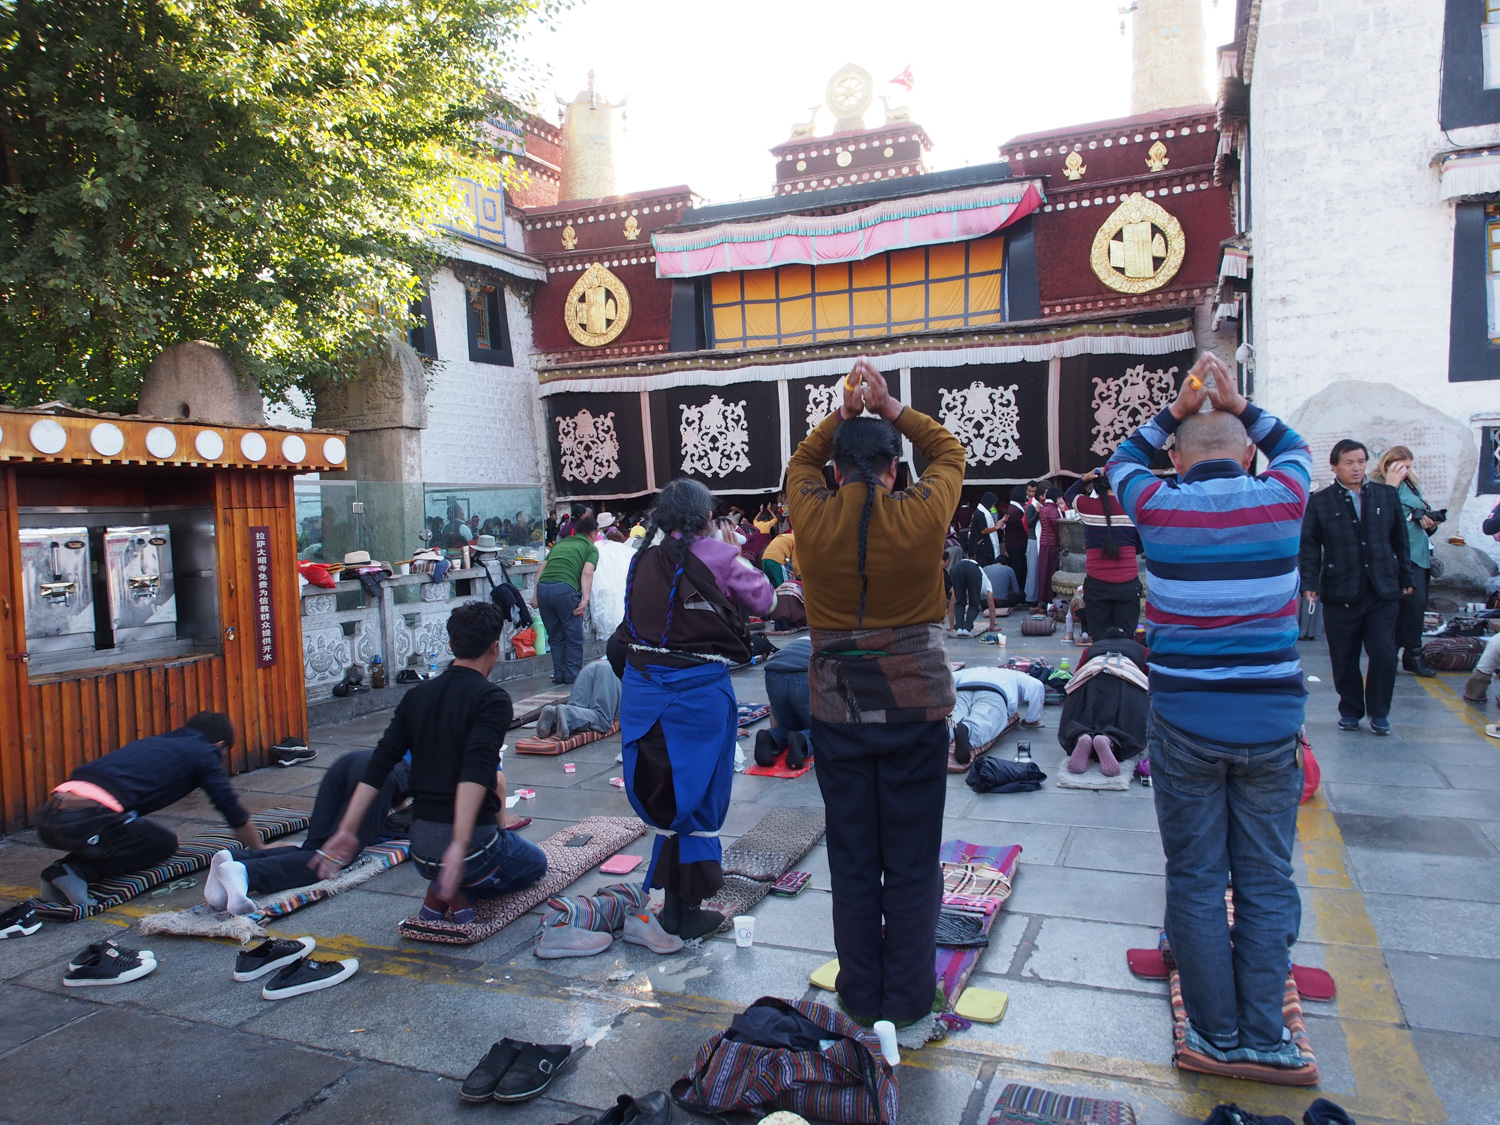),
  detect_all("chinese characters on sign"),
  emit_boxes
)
[250,526,277,668]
